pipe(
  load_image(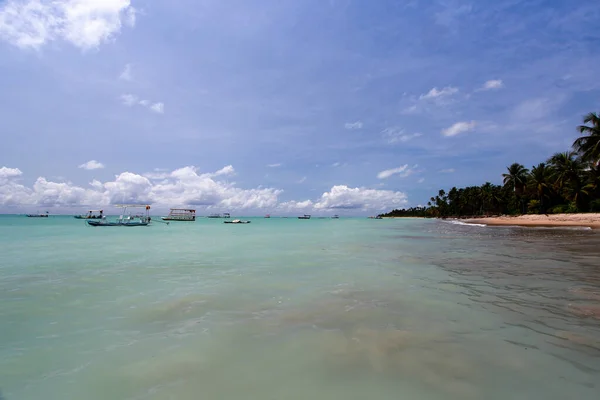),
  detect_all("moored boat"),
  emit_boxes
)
[298,214,311,219]
[207,212,231,218]
[224,219,251,224]
[162,208,196,221]
[87,205,152,227]
[74,210,103,219]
